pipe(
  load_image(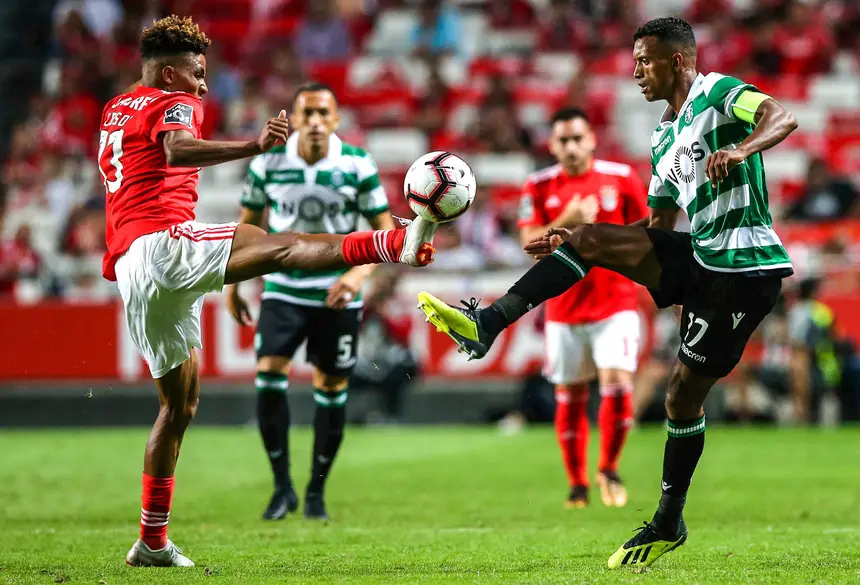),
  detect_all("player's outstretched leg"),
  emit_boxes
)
[607,362,715,569]
[226,216,437,284]
[126,353,200,568]
[418,224,661,358]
